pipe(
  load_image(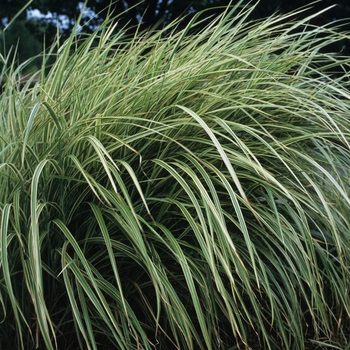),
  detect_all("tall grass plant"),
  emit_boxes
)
[1,2,350,349]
